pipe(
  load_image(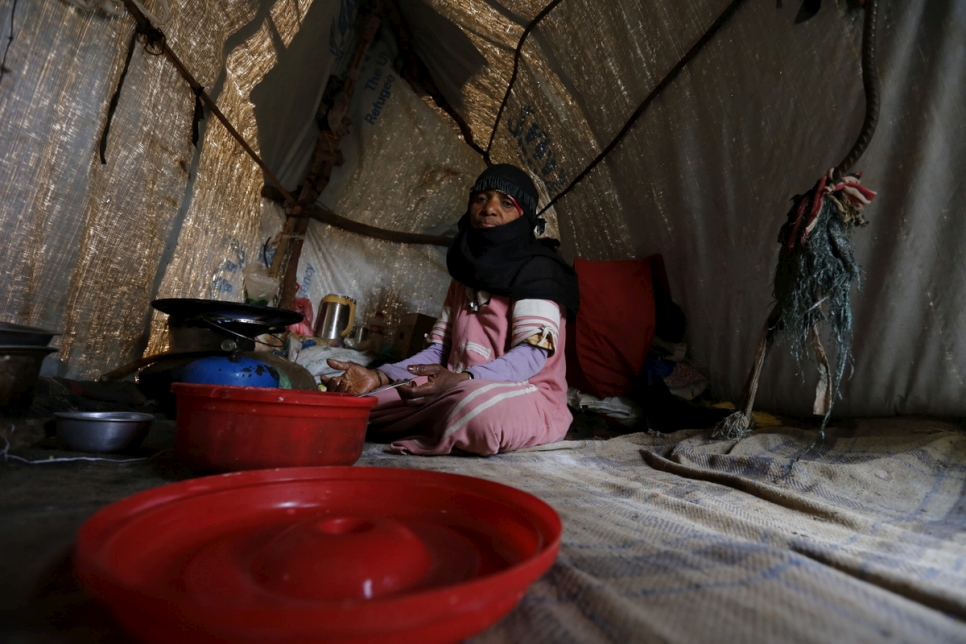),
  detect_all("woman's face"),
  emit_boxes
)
[469,190,523,229]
